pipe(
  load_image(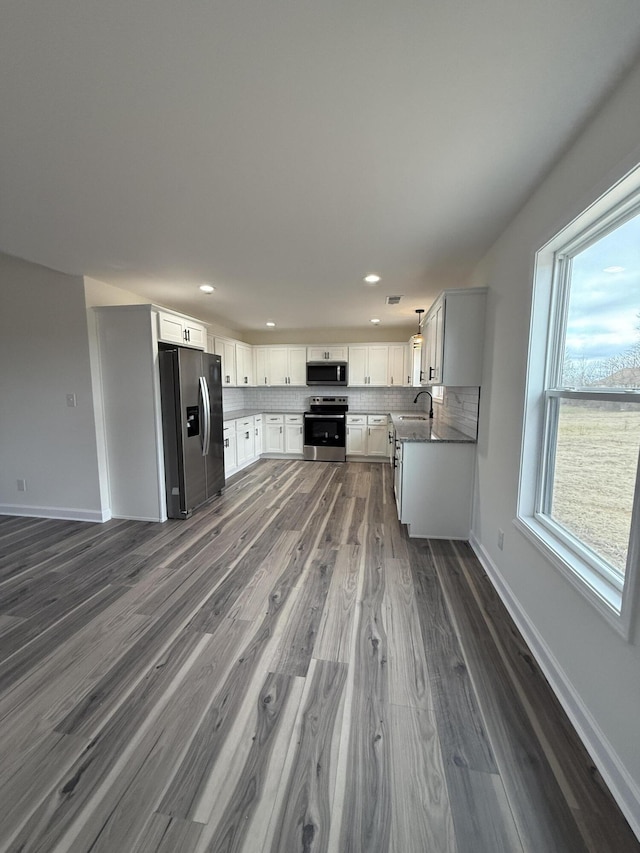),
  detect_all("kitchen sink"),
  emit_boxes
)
[398,415,428,421]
